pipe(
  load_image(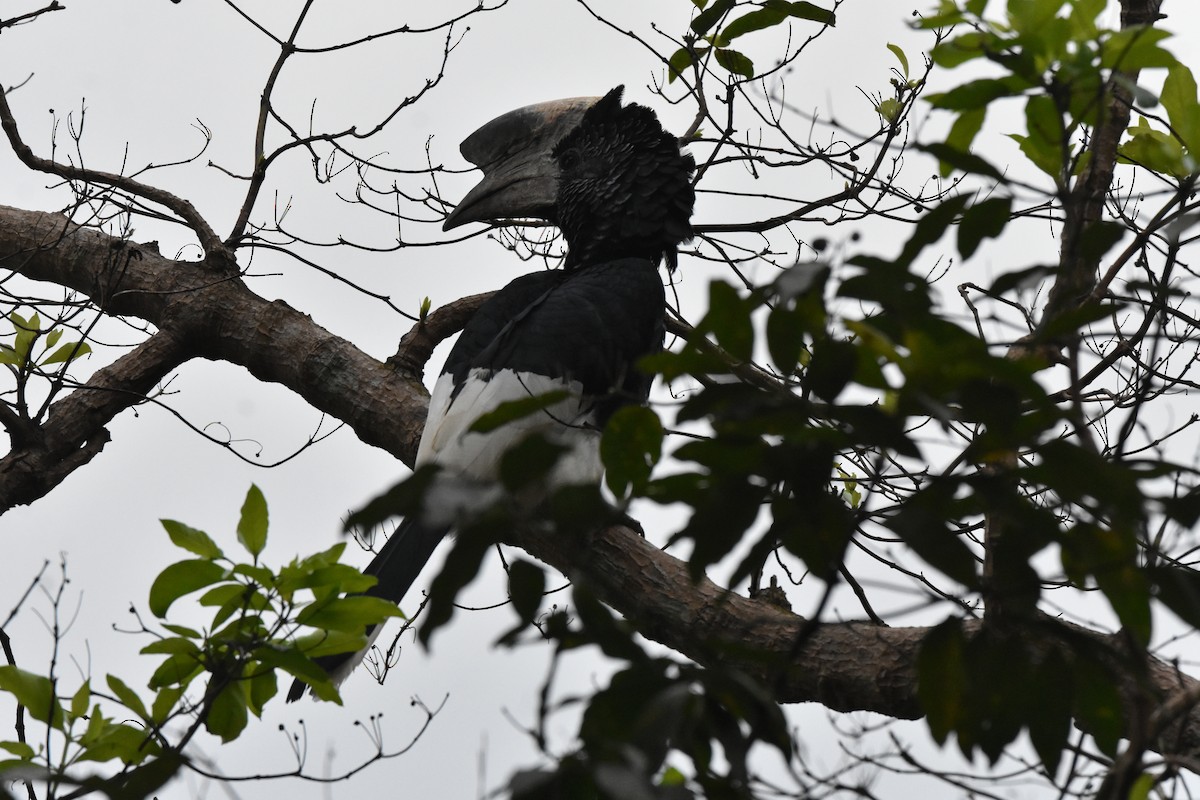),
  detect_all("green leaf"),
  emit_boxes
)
[668,45,709,83]
[958,196,1012,259]
[70,680,90,720]
[691,0,733,36]
[161,519,224,559]
[237,484,268,558]
[1101,26,1175,71]
[601,405,664,496]
[929,30,989,67]
[720,8,785,42]
[151,685,185,724]
[39,340,91,366]
[887,42,909,78]
[0,666,63,728]
[891,482,979,588]
[139,637,202,657]
[106,674,150,721]
[77,718,160,764]
[714,48,754,79]
[1162,64,1200,154]
[772,0,834,25]
[469,390,570,434]
[1128,773,1155,800]
[205,683,248,743]
[248,668,277,716]
[720,3,834,43]
[1121,116,1188,175]
[876,97,902,124]
[297,595,402,633]
[938,108,987,178]
[148,652,203,690]
[926,76,1029,111]
[0,741,35,760]
[148,559,228,617]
